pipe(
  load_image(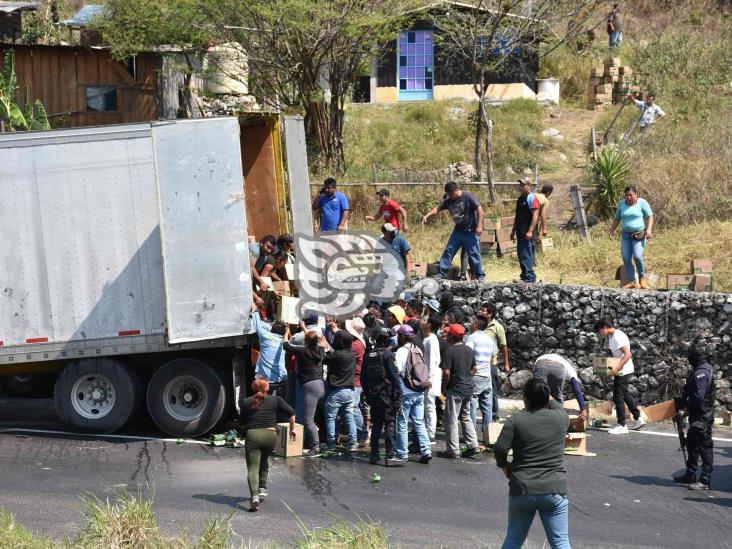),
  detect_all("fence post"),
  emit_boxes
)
[570,184,591,241]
